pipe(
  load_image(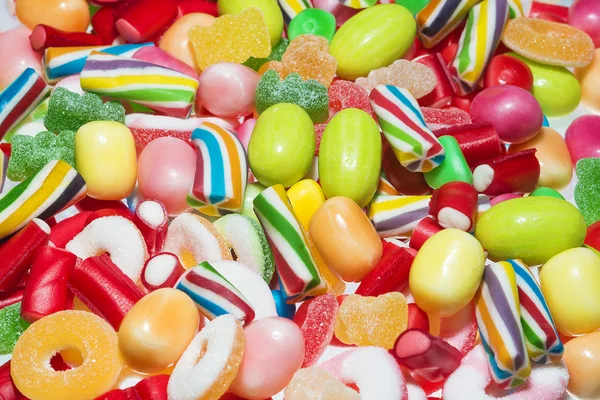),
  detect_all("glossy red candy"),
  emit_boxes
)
[382,143,431,196]
[585,220,600,252]
[407,303,430,332]
[483,54,534,91]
